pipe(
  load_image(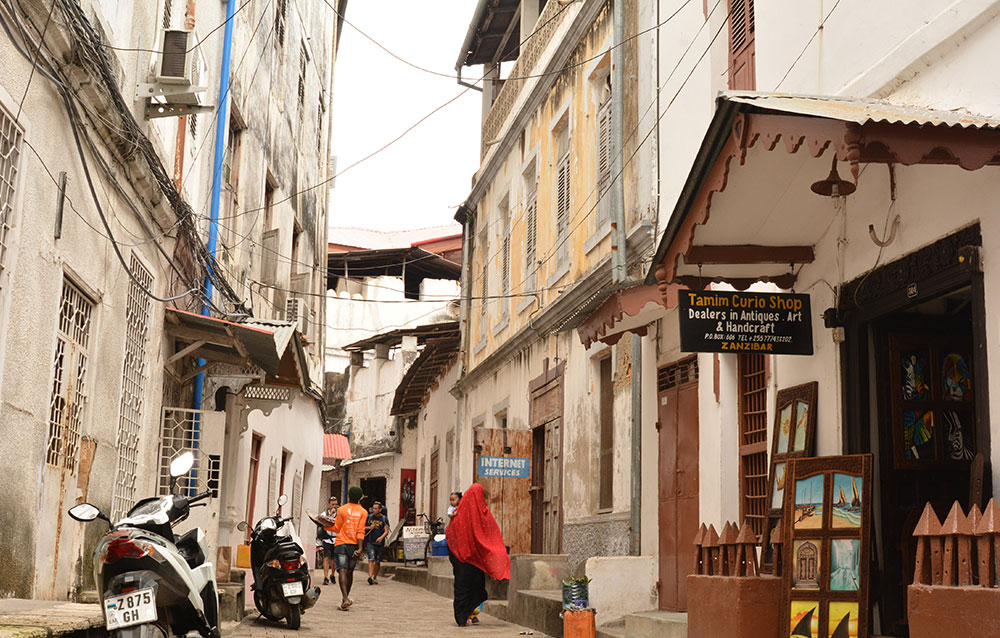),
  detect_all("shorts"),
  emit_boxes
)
[334,543,359,571]
[321,543,336,560]
[366,543,384,562]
